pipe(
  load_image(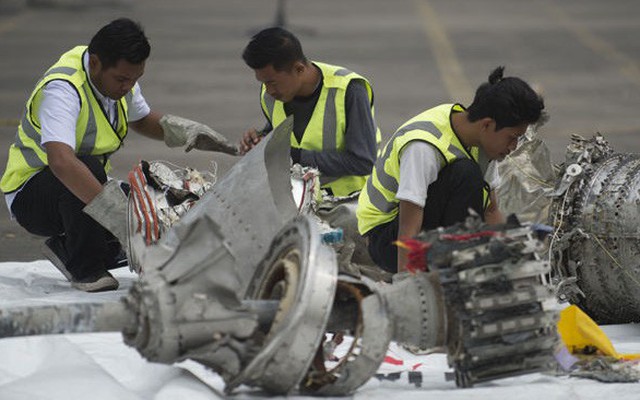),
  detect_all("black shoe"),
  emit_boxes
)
[43,236,119,292]
[42,236,73,281]
[71,271,119,292]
